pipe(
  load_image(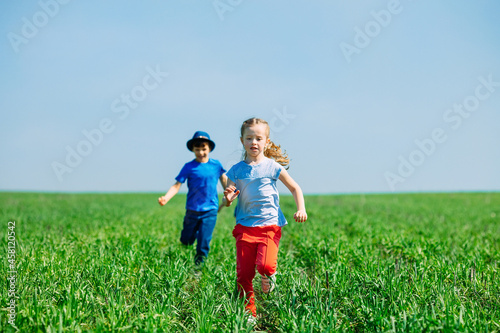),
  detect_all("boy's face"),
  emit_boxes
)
[193,142,210,163]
